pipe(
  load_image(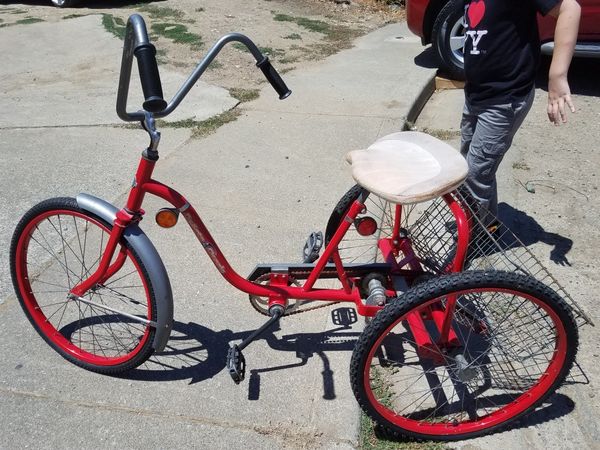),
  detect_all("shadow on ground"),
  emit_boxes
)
[122,306,361,402]
[498,202,573,266]
[372,391,575,442]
